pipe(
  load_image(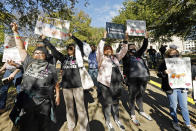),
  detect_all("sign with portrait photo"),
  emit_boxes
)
[127,20,146,36]
[35,16,70,40]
